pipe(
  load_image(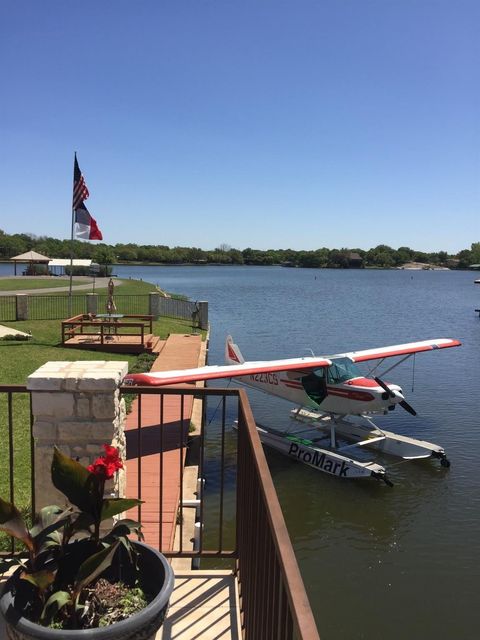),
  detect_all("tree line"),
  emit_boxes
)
[0,230,479,269]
